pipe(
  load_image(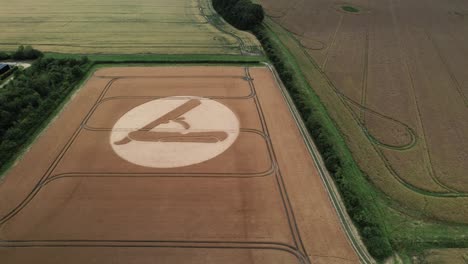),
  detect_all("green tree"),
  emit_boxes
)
[213,0,264,30]
[71,65,83,79]
[0,56,90,169]
[12,45,25,60]
[23,46,33,58]
[11,45,43,60]
[0,52,10,60]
